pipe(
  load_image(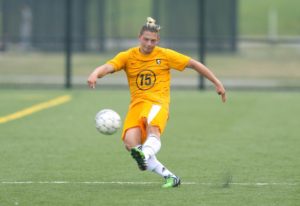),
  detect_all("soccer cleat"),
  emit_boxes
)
[130,147,147,171]
[162,175,181,188]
